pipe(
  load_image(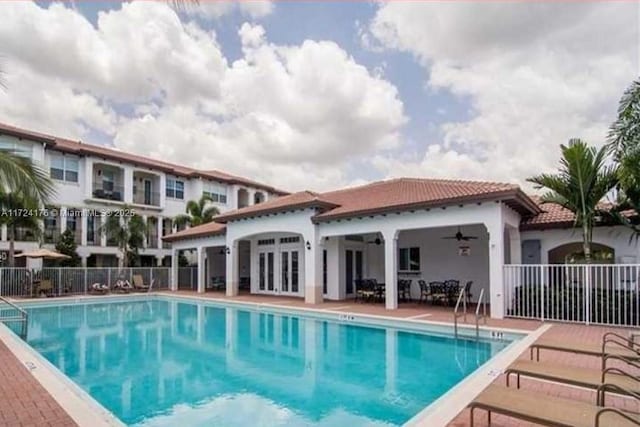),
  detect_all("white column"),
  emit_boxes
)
[487,218,506,319]
[84,158,94,199]
[196,246,206,293]
[124,167,134,204]
[81,256,88,267]
[157,217,163,249]
[1,224,6,241]
[383,230,398,310]
[170,248,179,291]
[100,214,107,247]
[248,189,256,205]
[226,240,239,296]
[59,206,67,234]
[80,211,88,246]
[142,215,148,248]
[156,256,163,267]
[304,231,323,305]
